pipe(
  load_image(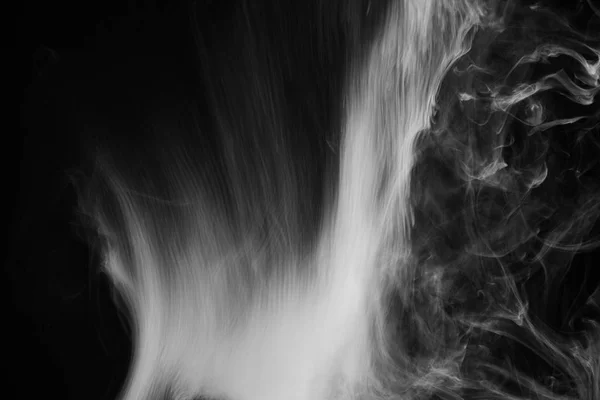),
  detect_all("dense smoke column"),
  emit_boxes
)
[77,1,389,399]
[72,0,600,400]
